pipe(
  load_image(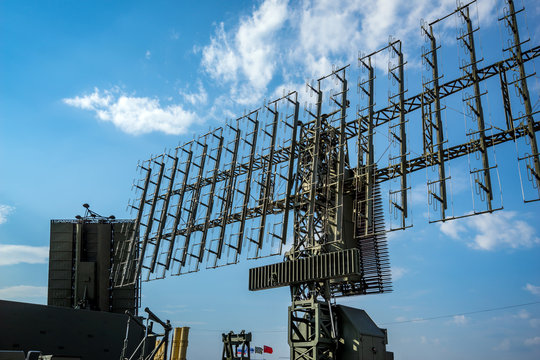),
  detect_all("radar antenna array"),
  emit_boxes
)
[113,1,539,358]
